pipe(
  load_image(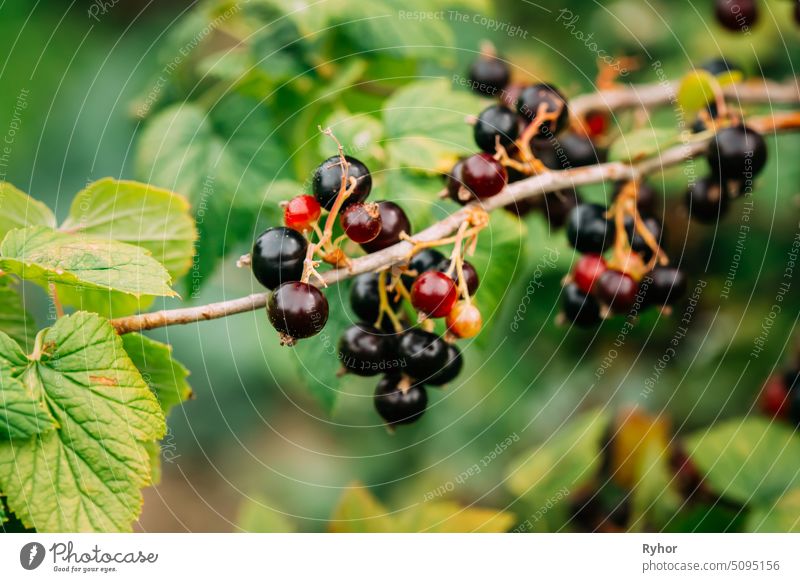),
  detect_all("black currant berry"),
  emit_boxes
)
[461,153,507,199]
[685,177,729,223]
[542,189,582,228]
[427,343,463,386]
[312,155,372,211]
[397,328,449,381]
[708,125,767,183]
[374,376,428,426]
[474,104,519,153]
[267,282,329,343]
[361,201,411,253]
[560,133,604,167]
[349,273,401,326]
[446,159,469,204]
[624,216,663,260]
[595,270,639,313]
[401,248,446,289]
[715,0,758,31]
[468,54,510,96]
[562,283,602,327]
[517,83,570,135]
[339,323,396,377]
[435,257,480,296]
[613,180,659,216]
[530,137,565,170]
[643,267,687,307]
[251,227,308,290]
[566,203,614,254]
